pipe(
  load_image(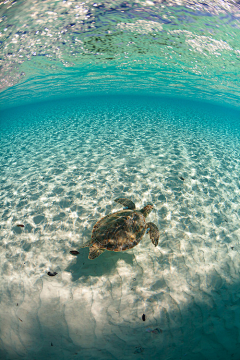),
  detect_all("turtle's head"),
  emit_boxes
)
[141,204,153,217]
